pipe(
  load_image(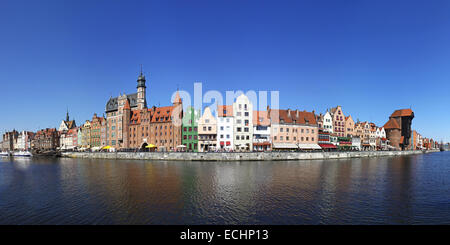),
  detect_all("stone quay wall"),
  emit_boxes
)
[61,149,440,161]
